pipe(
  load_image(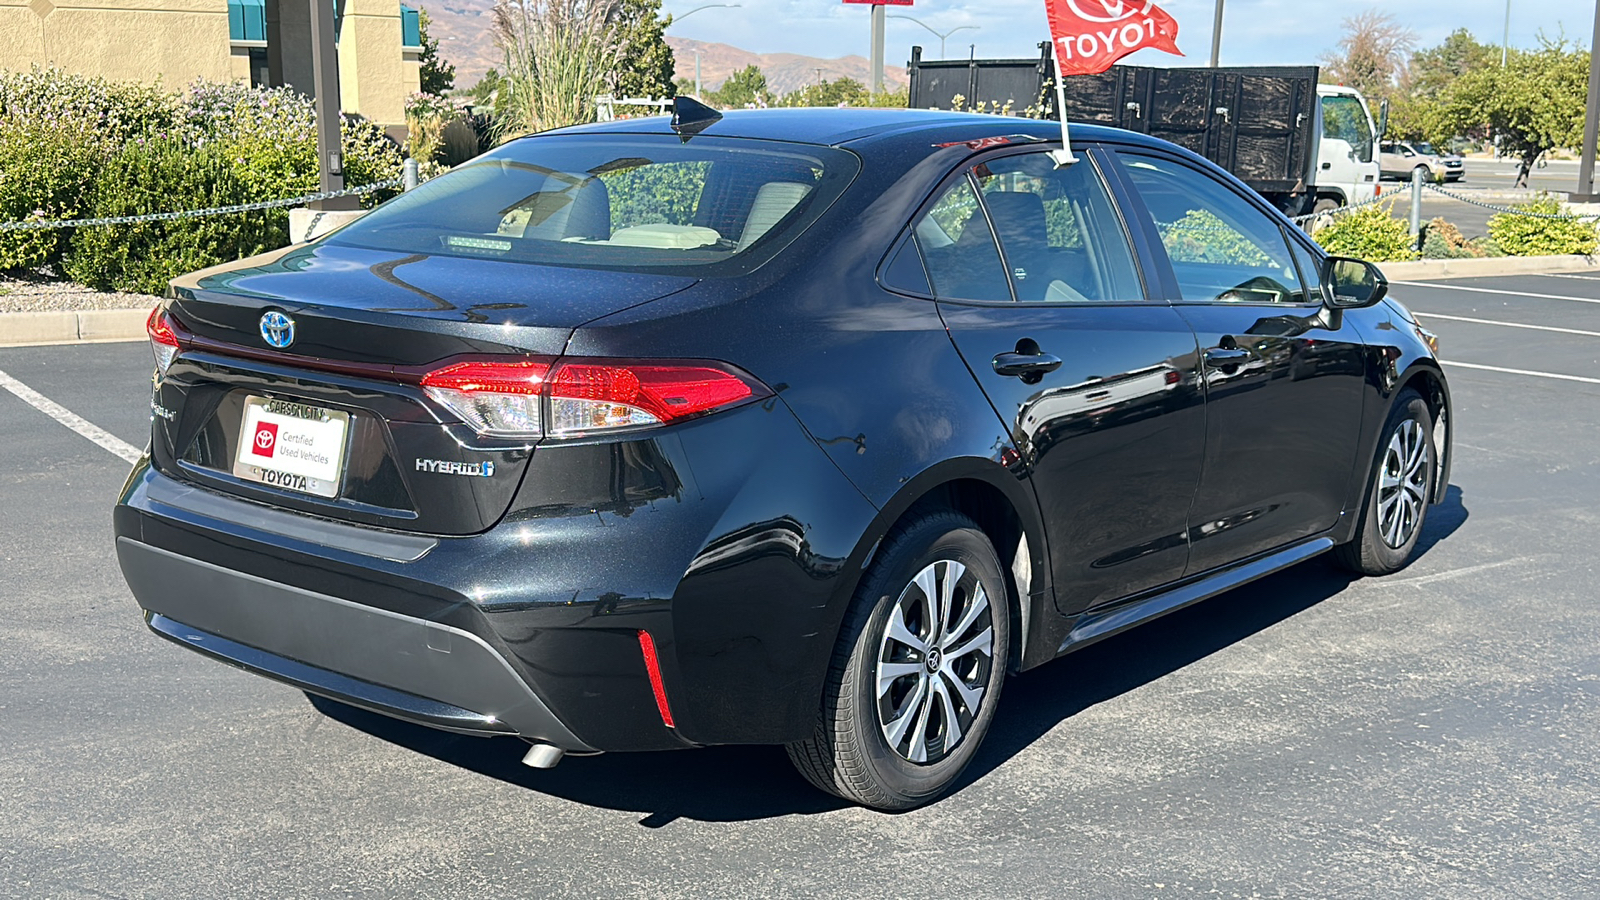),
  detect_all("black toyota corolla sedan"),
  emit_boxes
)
[115,104,1451,810]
